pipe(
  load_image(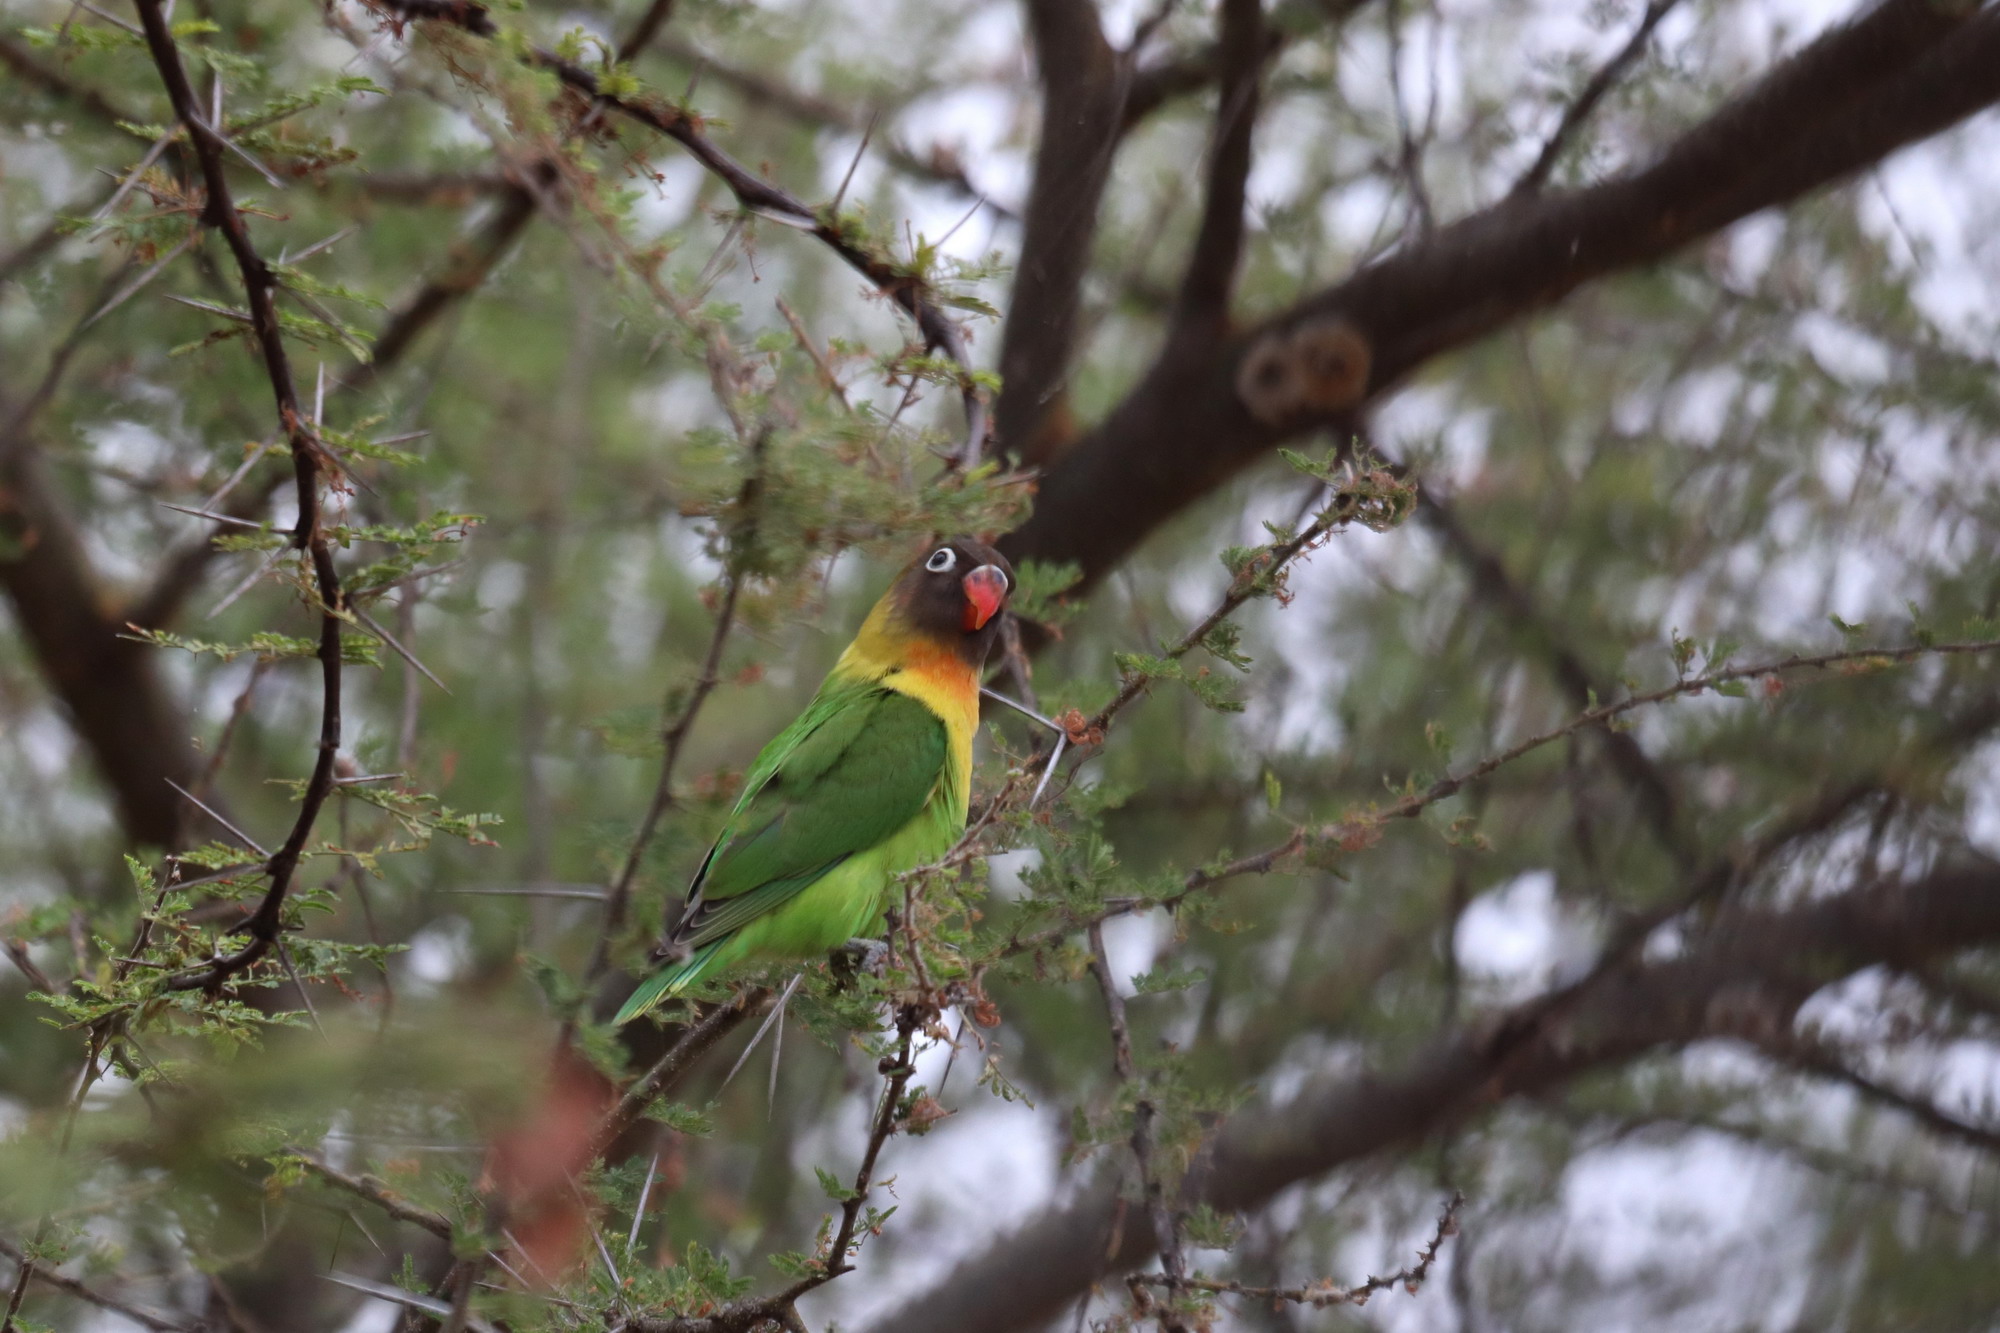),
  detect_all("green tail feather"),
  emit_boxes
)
[613,943,724,1024]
